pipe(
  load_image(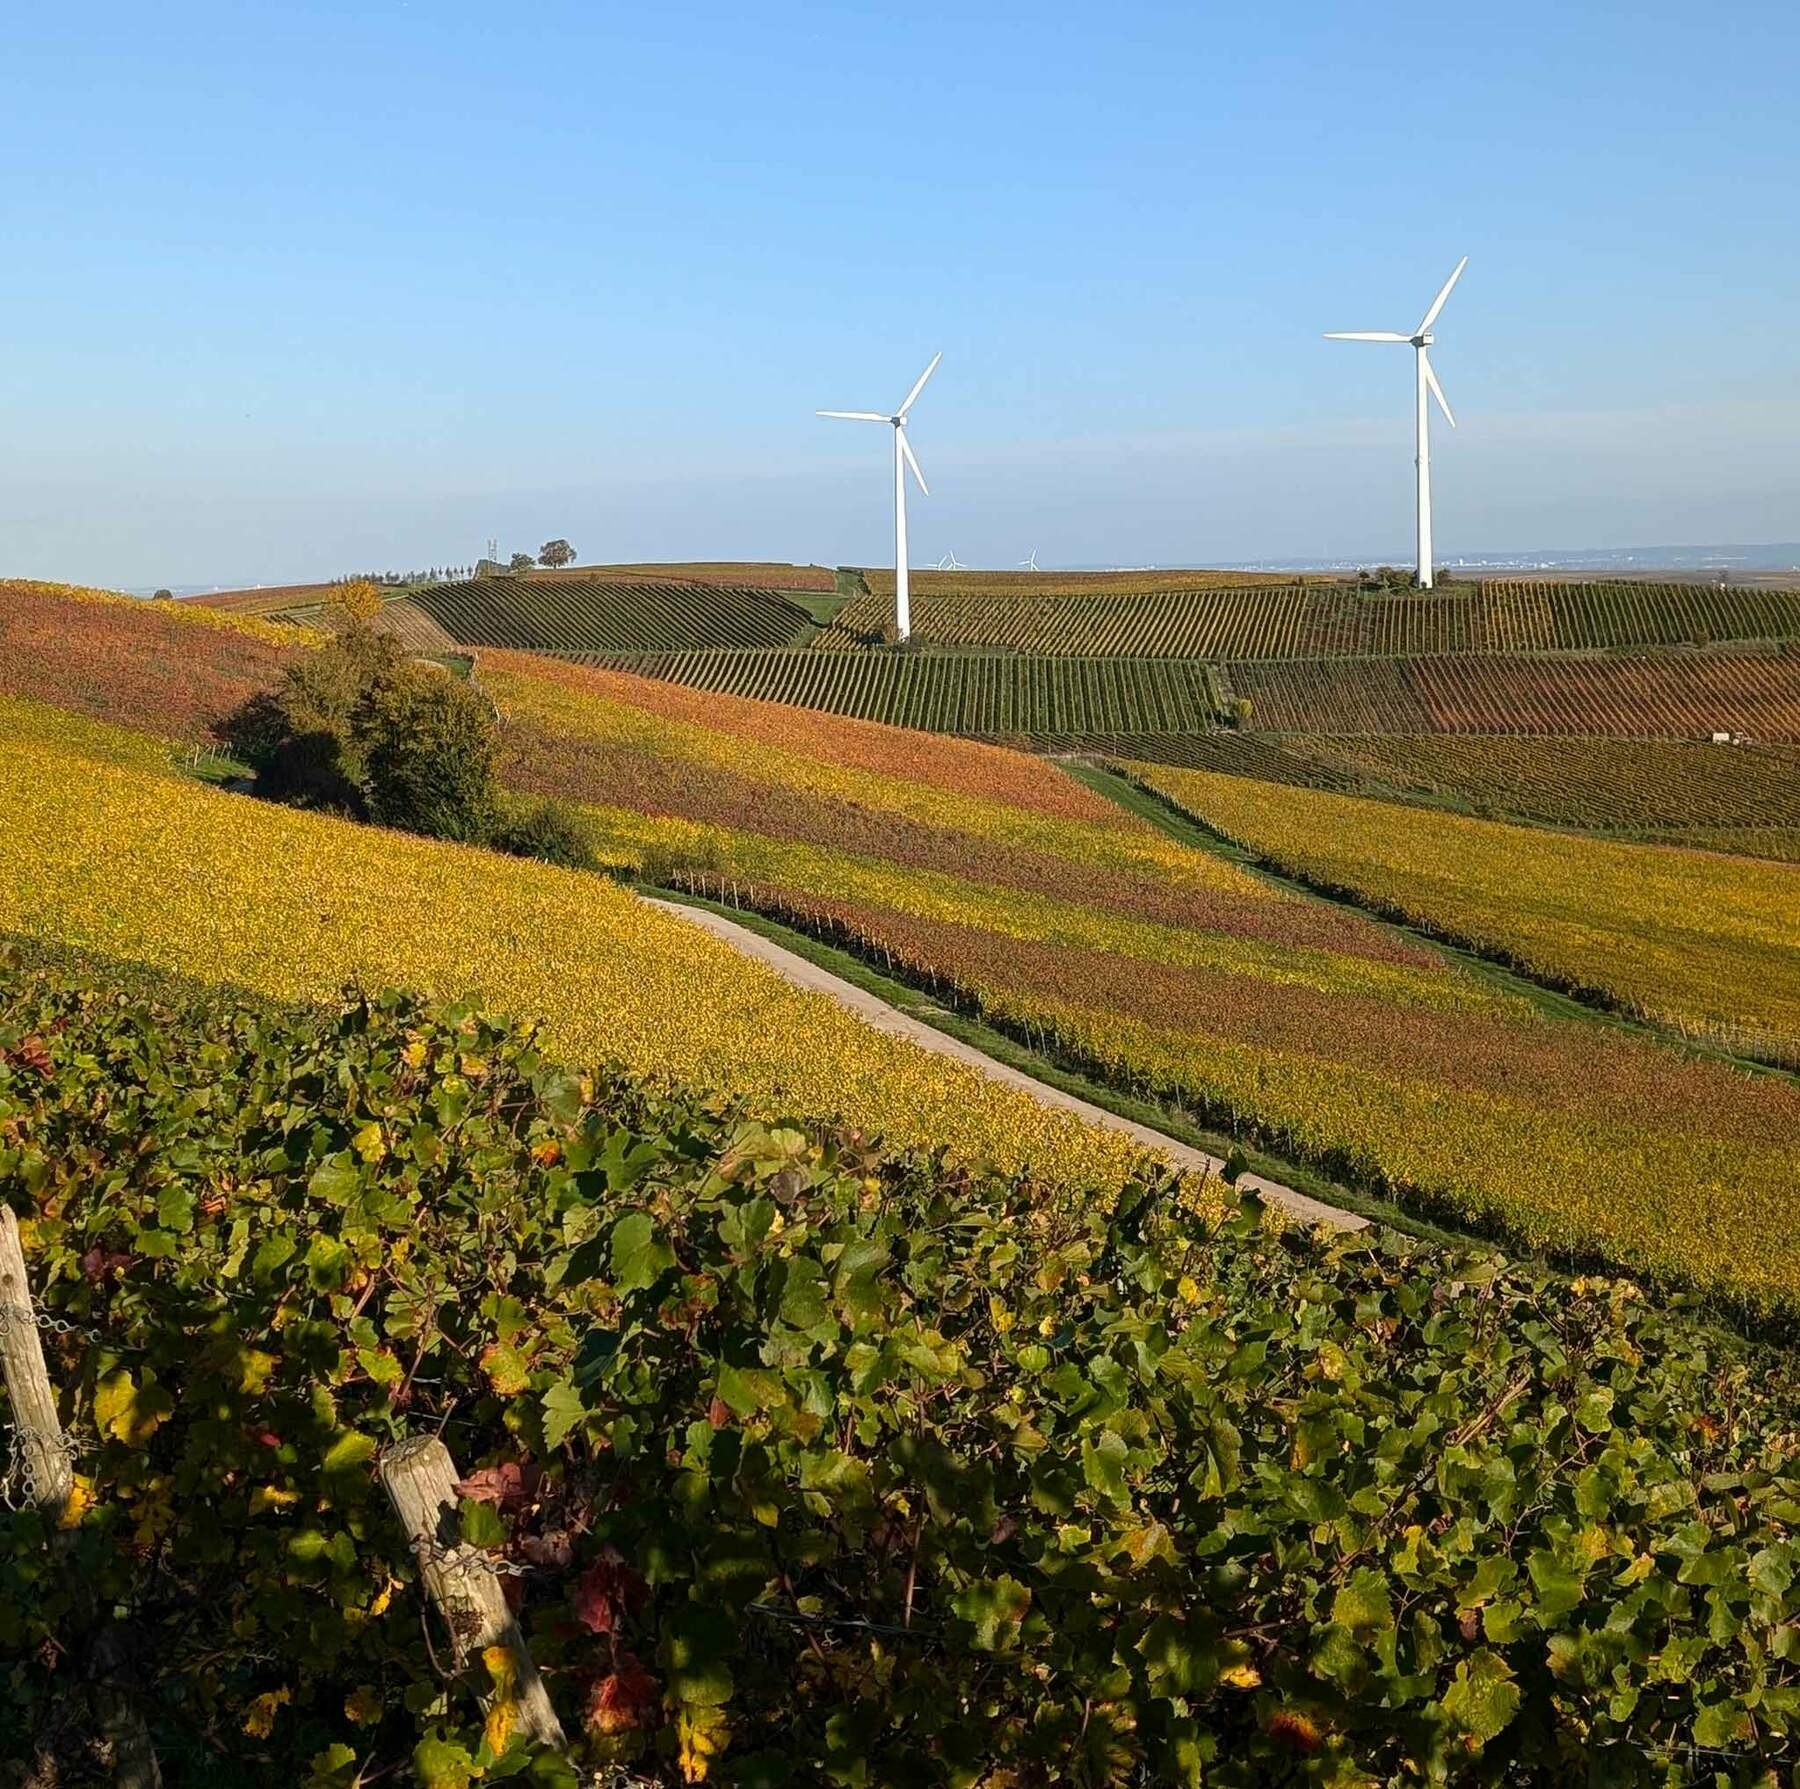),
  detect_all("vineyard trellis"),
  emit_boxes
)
[409,576,818,654]
[575,650,1226,736]
[1222,647,1800,740]
[808,581,1800,662]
